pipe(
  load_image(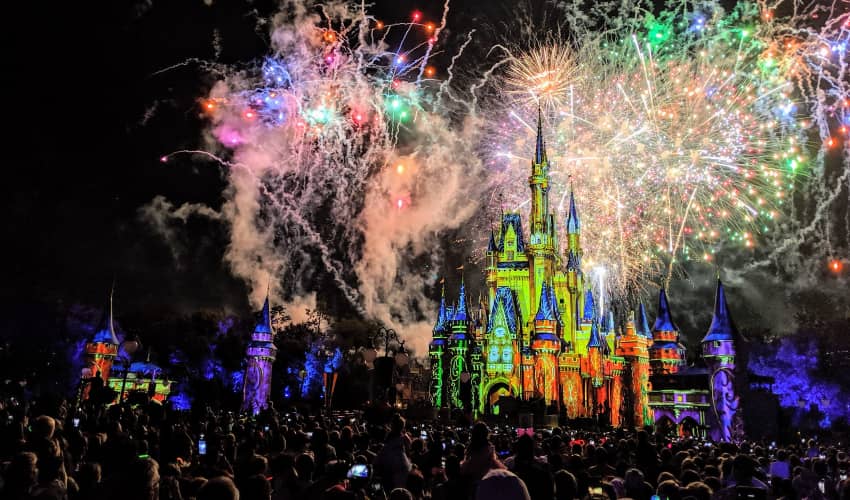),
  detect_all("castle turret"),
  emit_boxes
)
[242,292,278,414]
[84,291,120,390]
[649,288,685,375]
[702,279,739,442]
[532,283,561,404]
[448,280,472,410]
[618,309,652,427]
[587,320,604,388]
[429,283,449,407]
